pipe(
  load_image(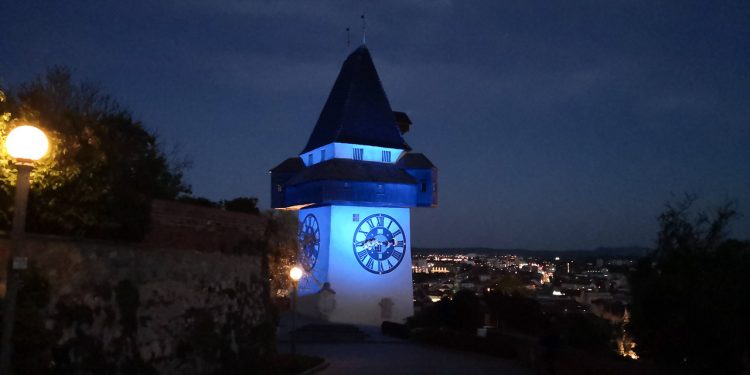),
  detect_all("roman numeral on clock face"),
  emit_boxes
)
[357,250,367,261]
[366,258,374,270]
[392,229,402,237]
[392,250,403,261]
[377,216,384,226]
